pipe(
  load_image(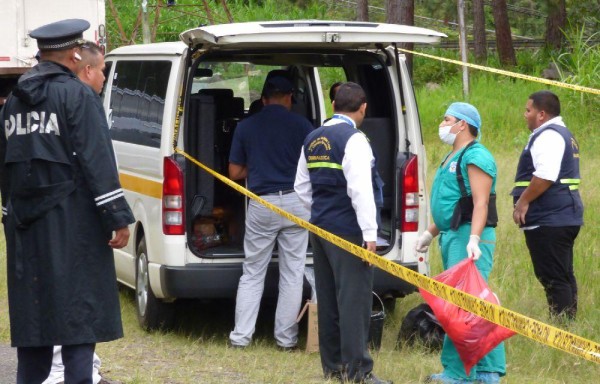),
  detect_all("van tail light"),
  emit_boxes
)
[163,156,185,235]
[400,155,419,232]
